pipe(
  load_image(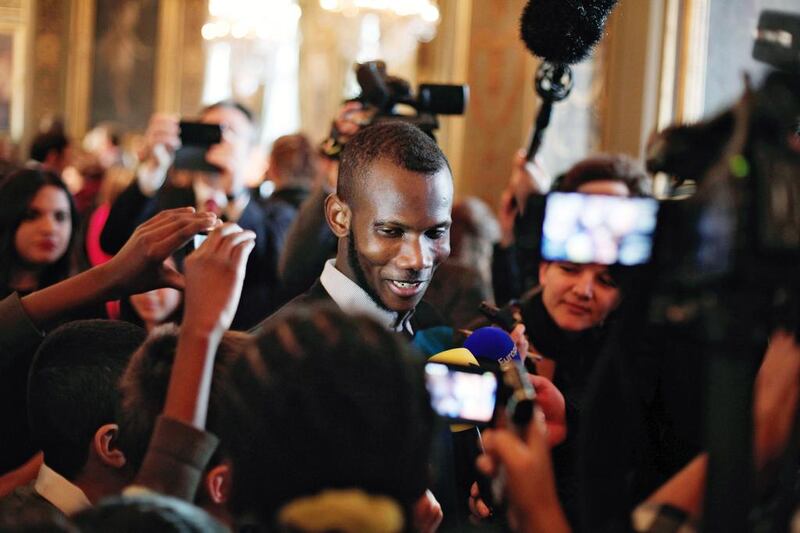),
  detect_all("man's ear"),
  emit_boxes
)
[204,463,231,504]
[93,424,126,469]
[325,193,351,238]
